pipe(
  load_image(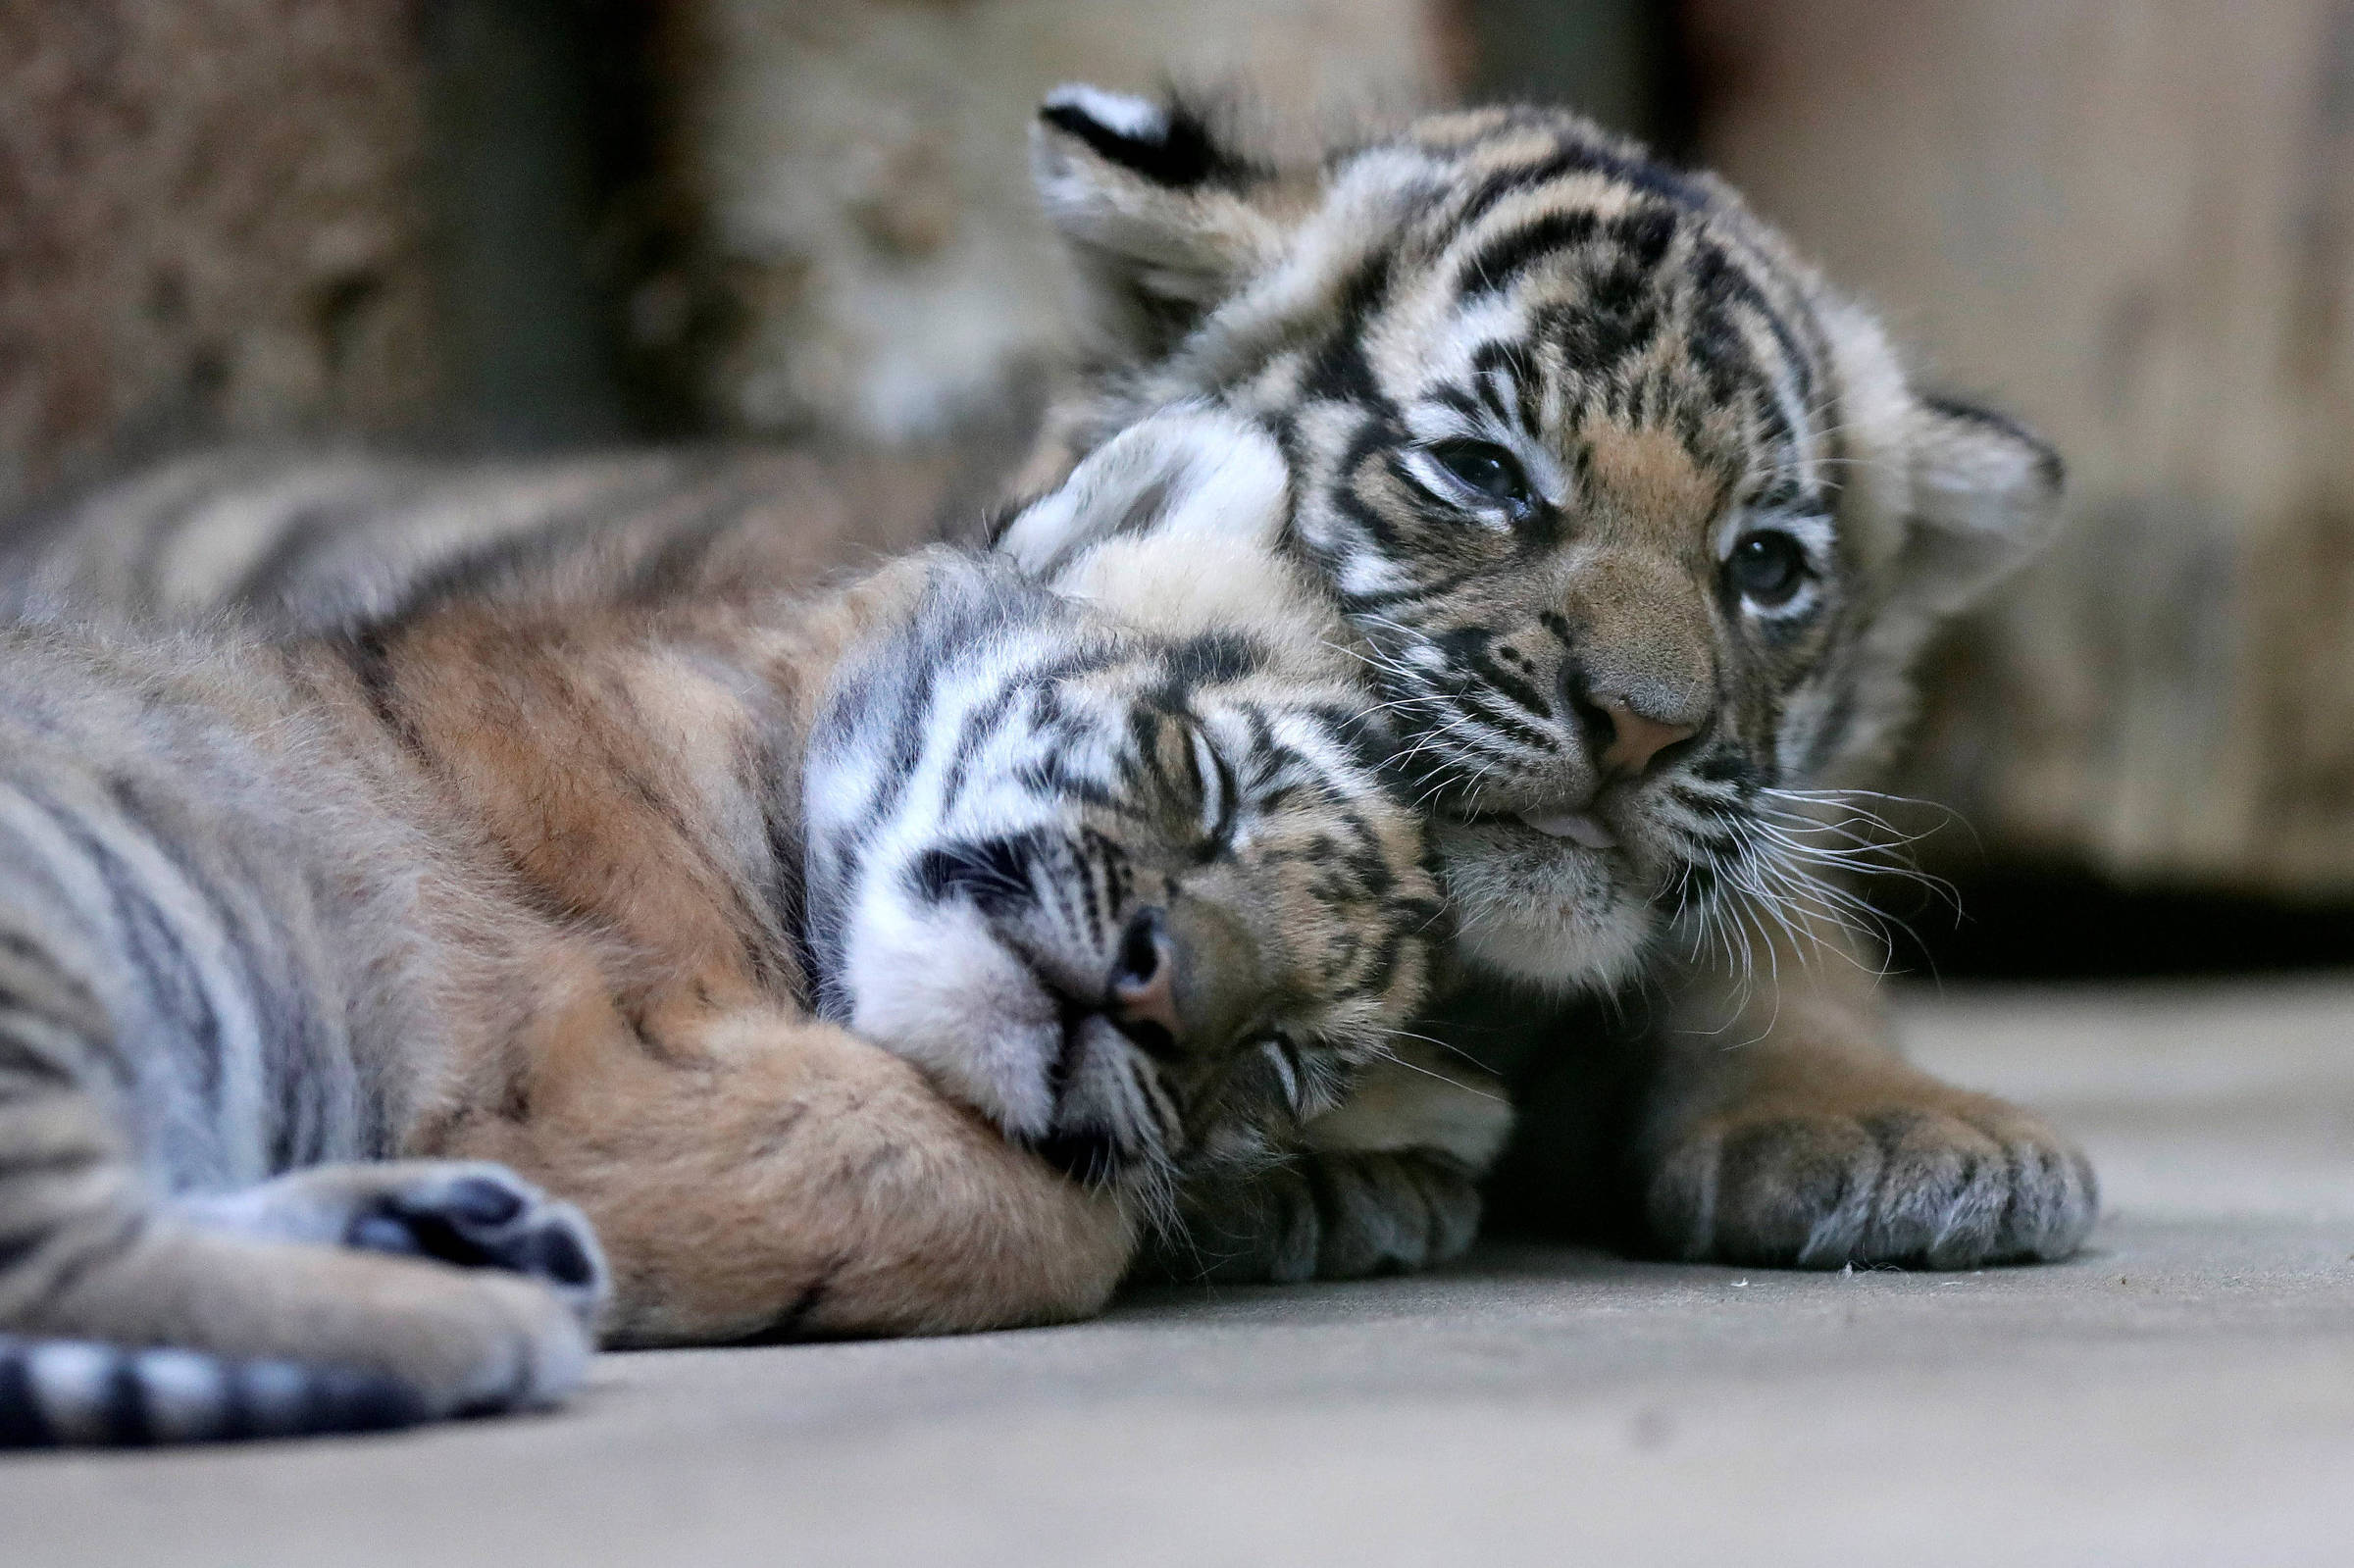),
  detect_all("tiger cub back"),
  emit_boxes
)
[0,444,963,632]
